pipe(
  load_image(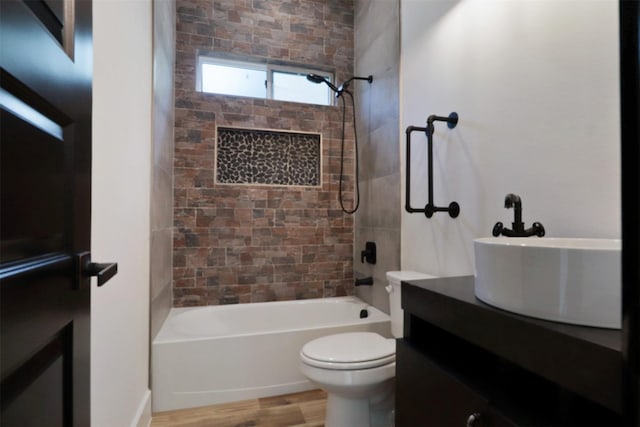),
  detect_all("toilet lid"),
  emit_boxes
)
[301,332,395,370]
